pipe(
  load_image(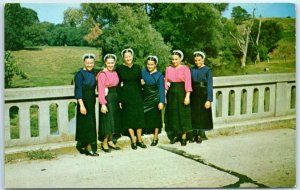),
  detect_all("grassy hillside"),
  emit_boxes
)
[212,17,295,76]
[269,18,295,60]
[11,46,101,87]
